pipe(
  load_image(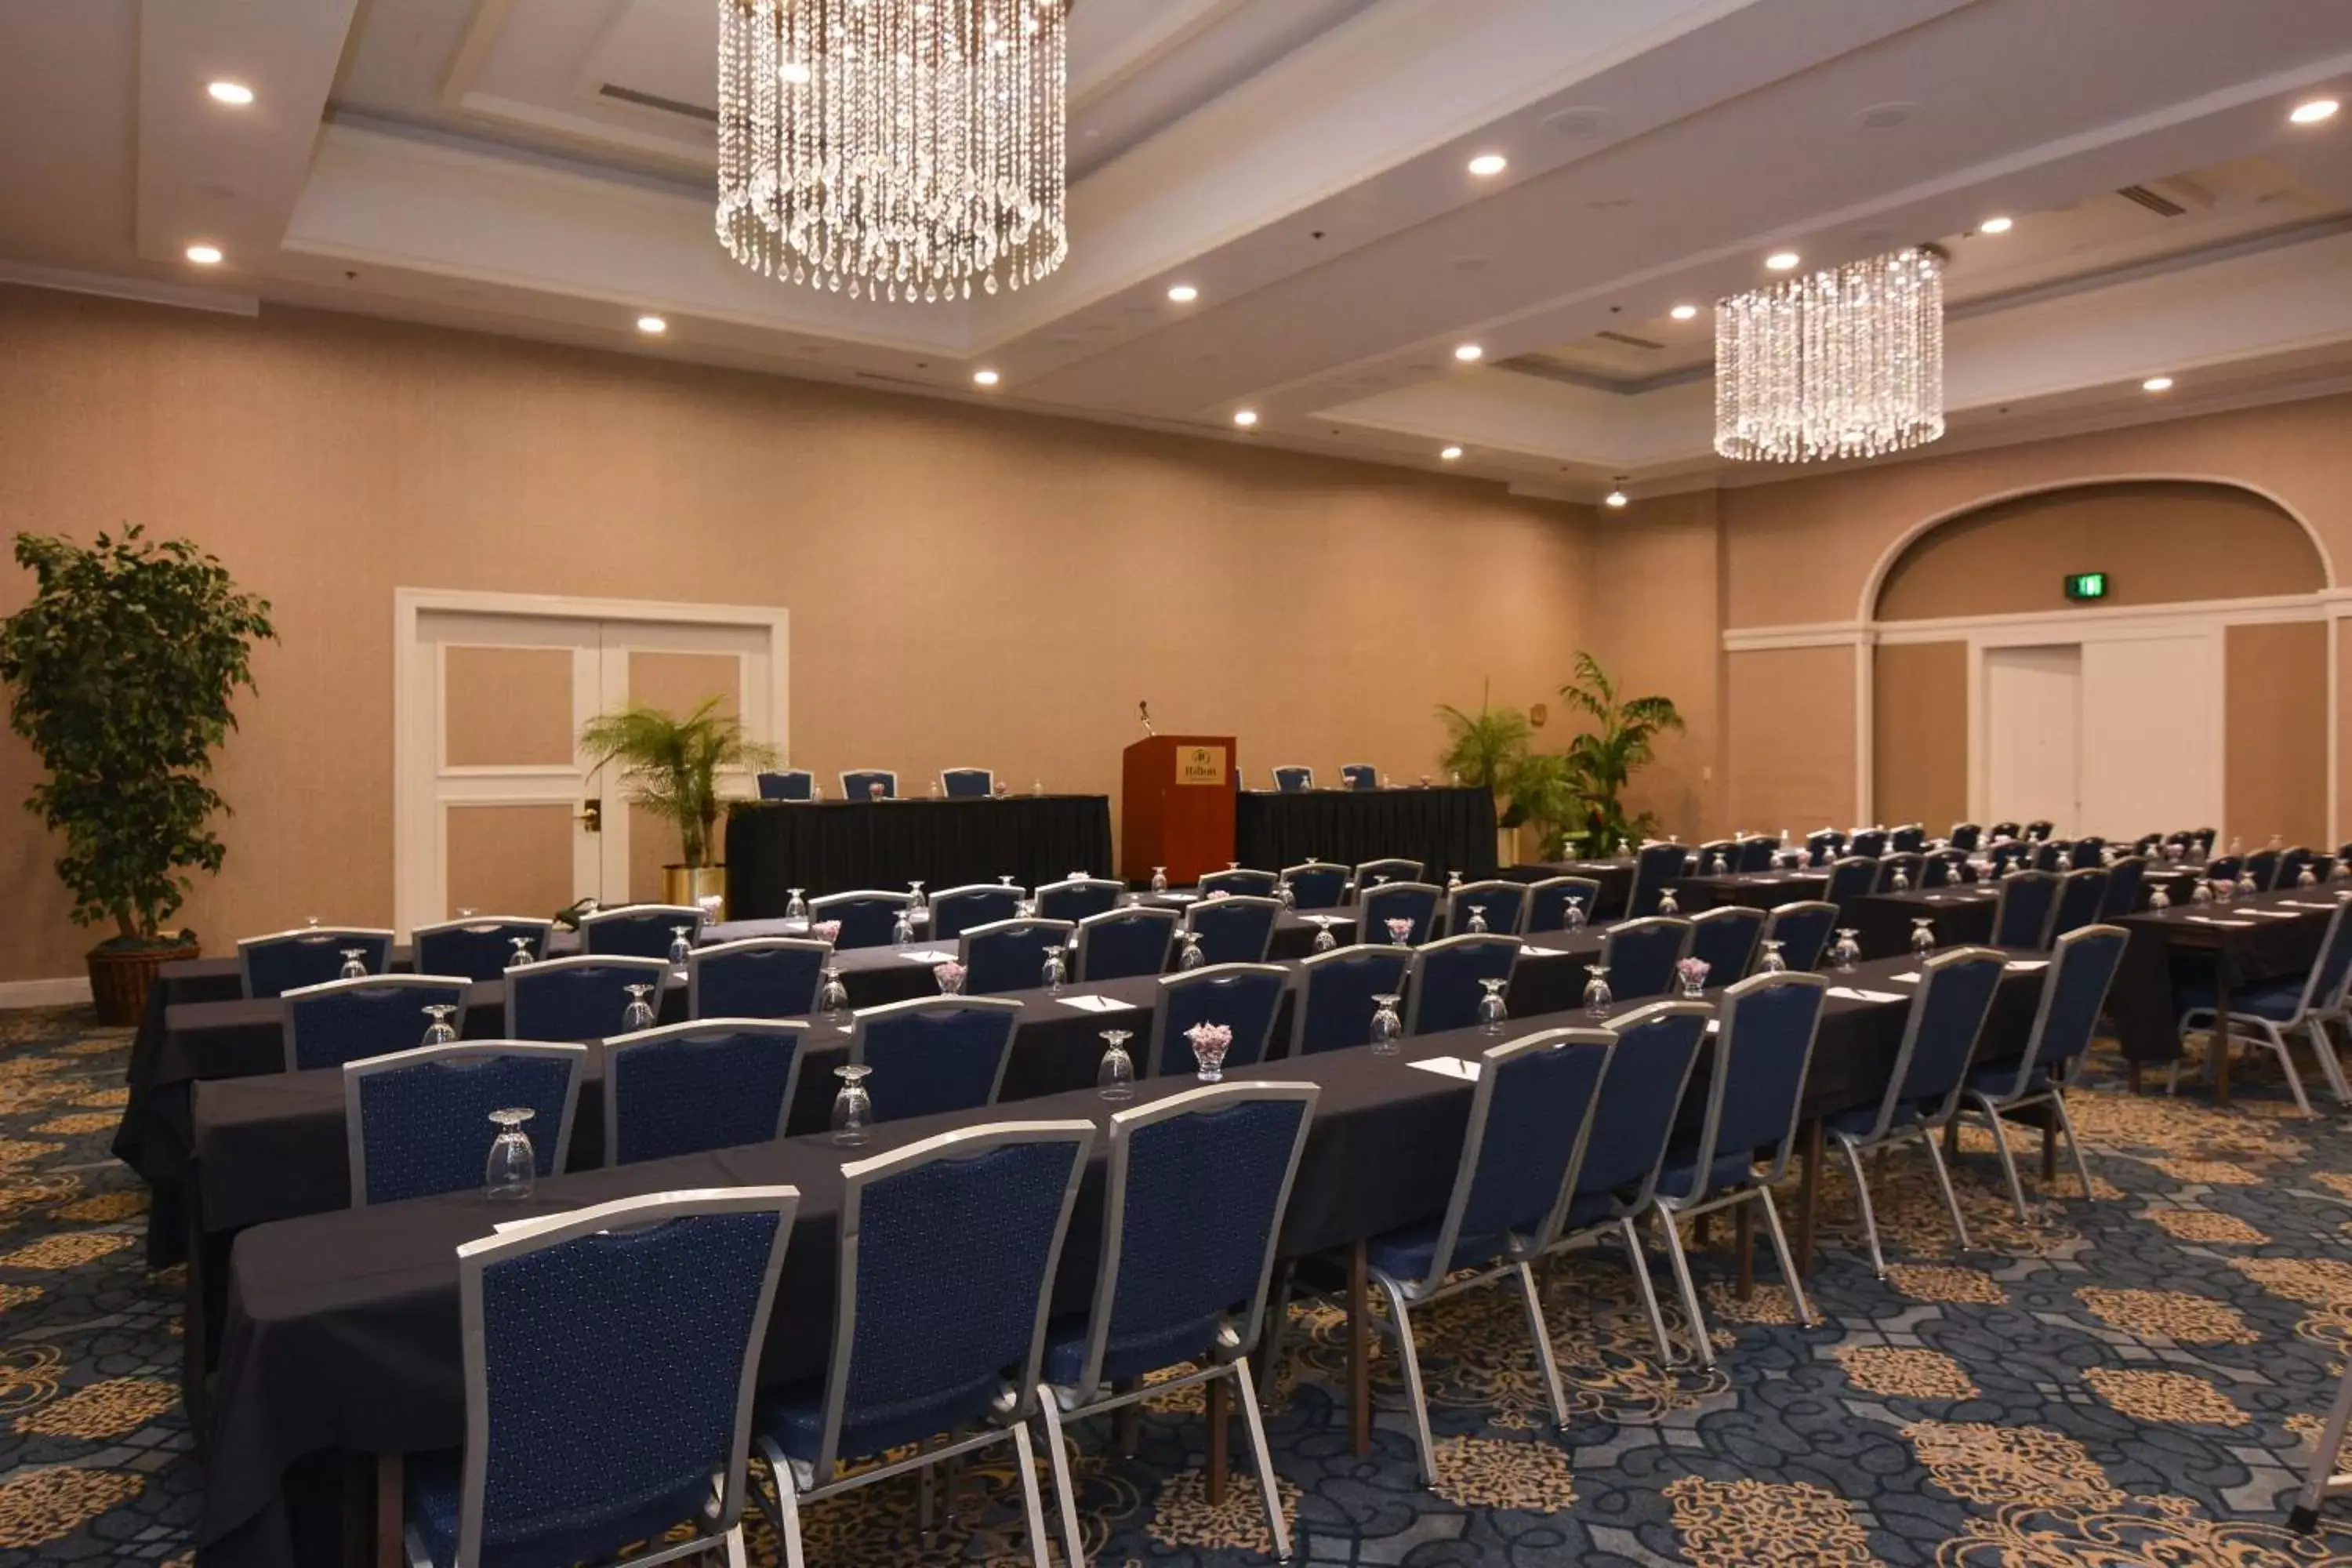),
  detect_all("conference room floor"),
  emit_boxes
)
[4,1004,2352,1566]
